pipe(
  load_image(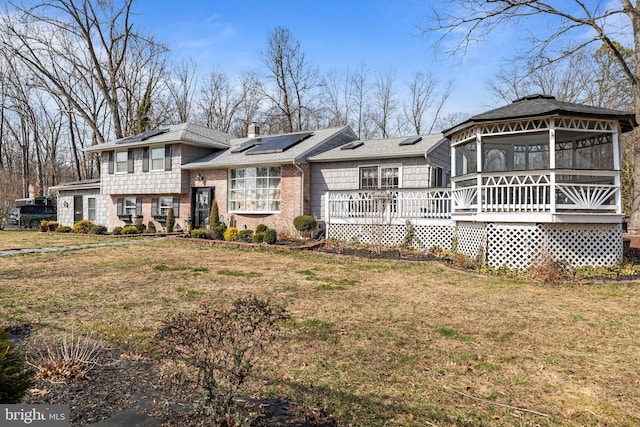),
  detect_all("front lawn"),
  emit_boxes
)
[1,239,639,426]
[0,229,112,251]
